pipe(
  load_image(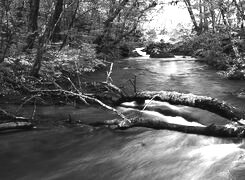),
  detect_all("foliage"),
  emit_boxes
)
[0,0,157,76]
[177,30,245,79]
[144,41,174,54]
[44,44,106,77]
